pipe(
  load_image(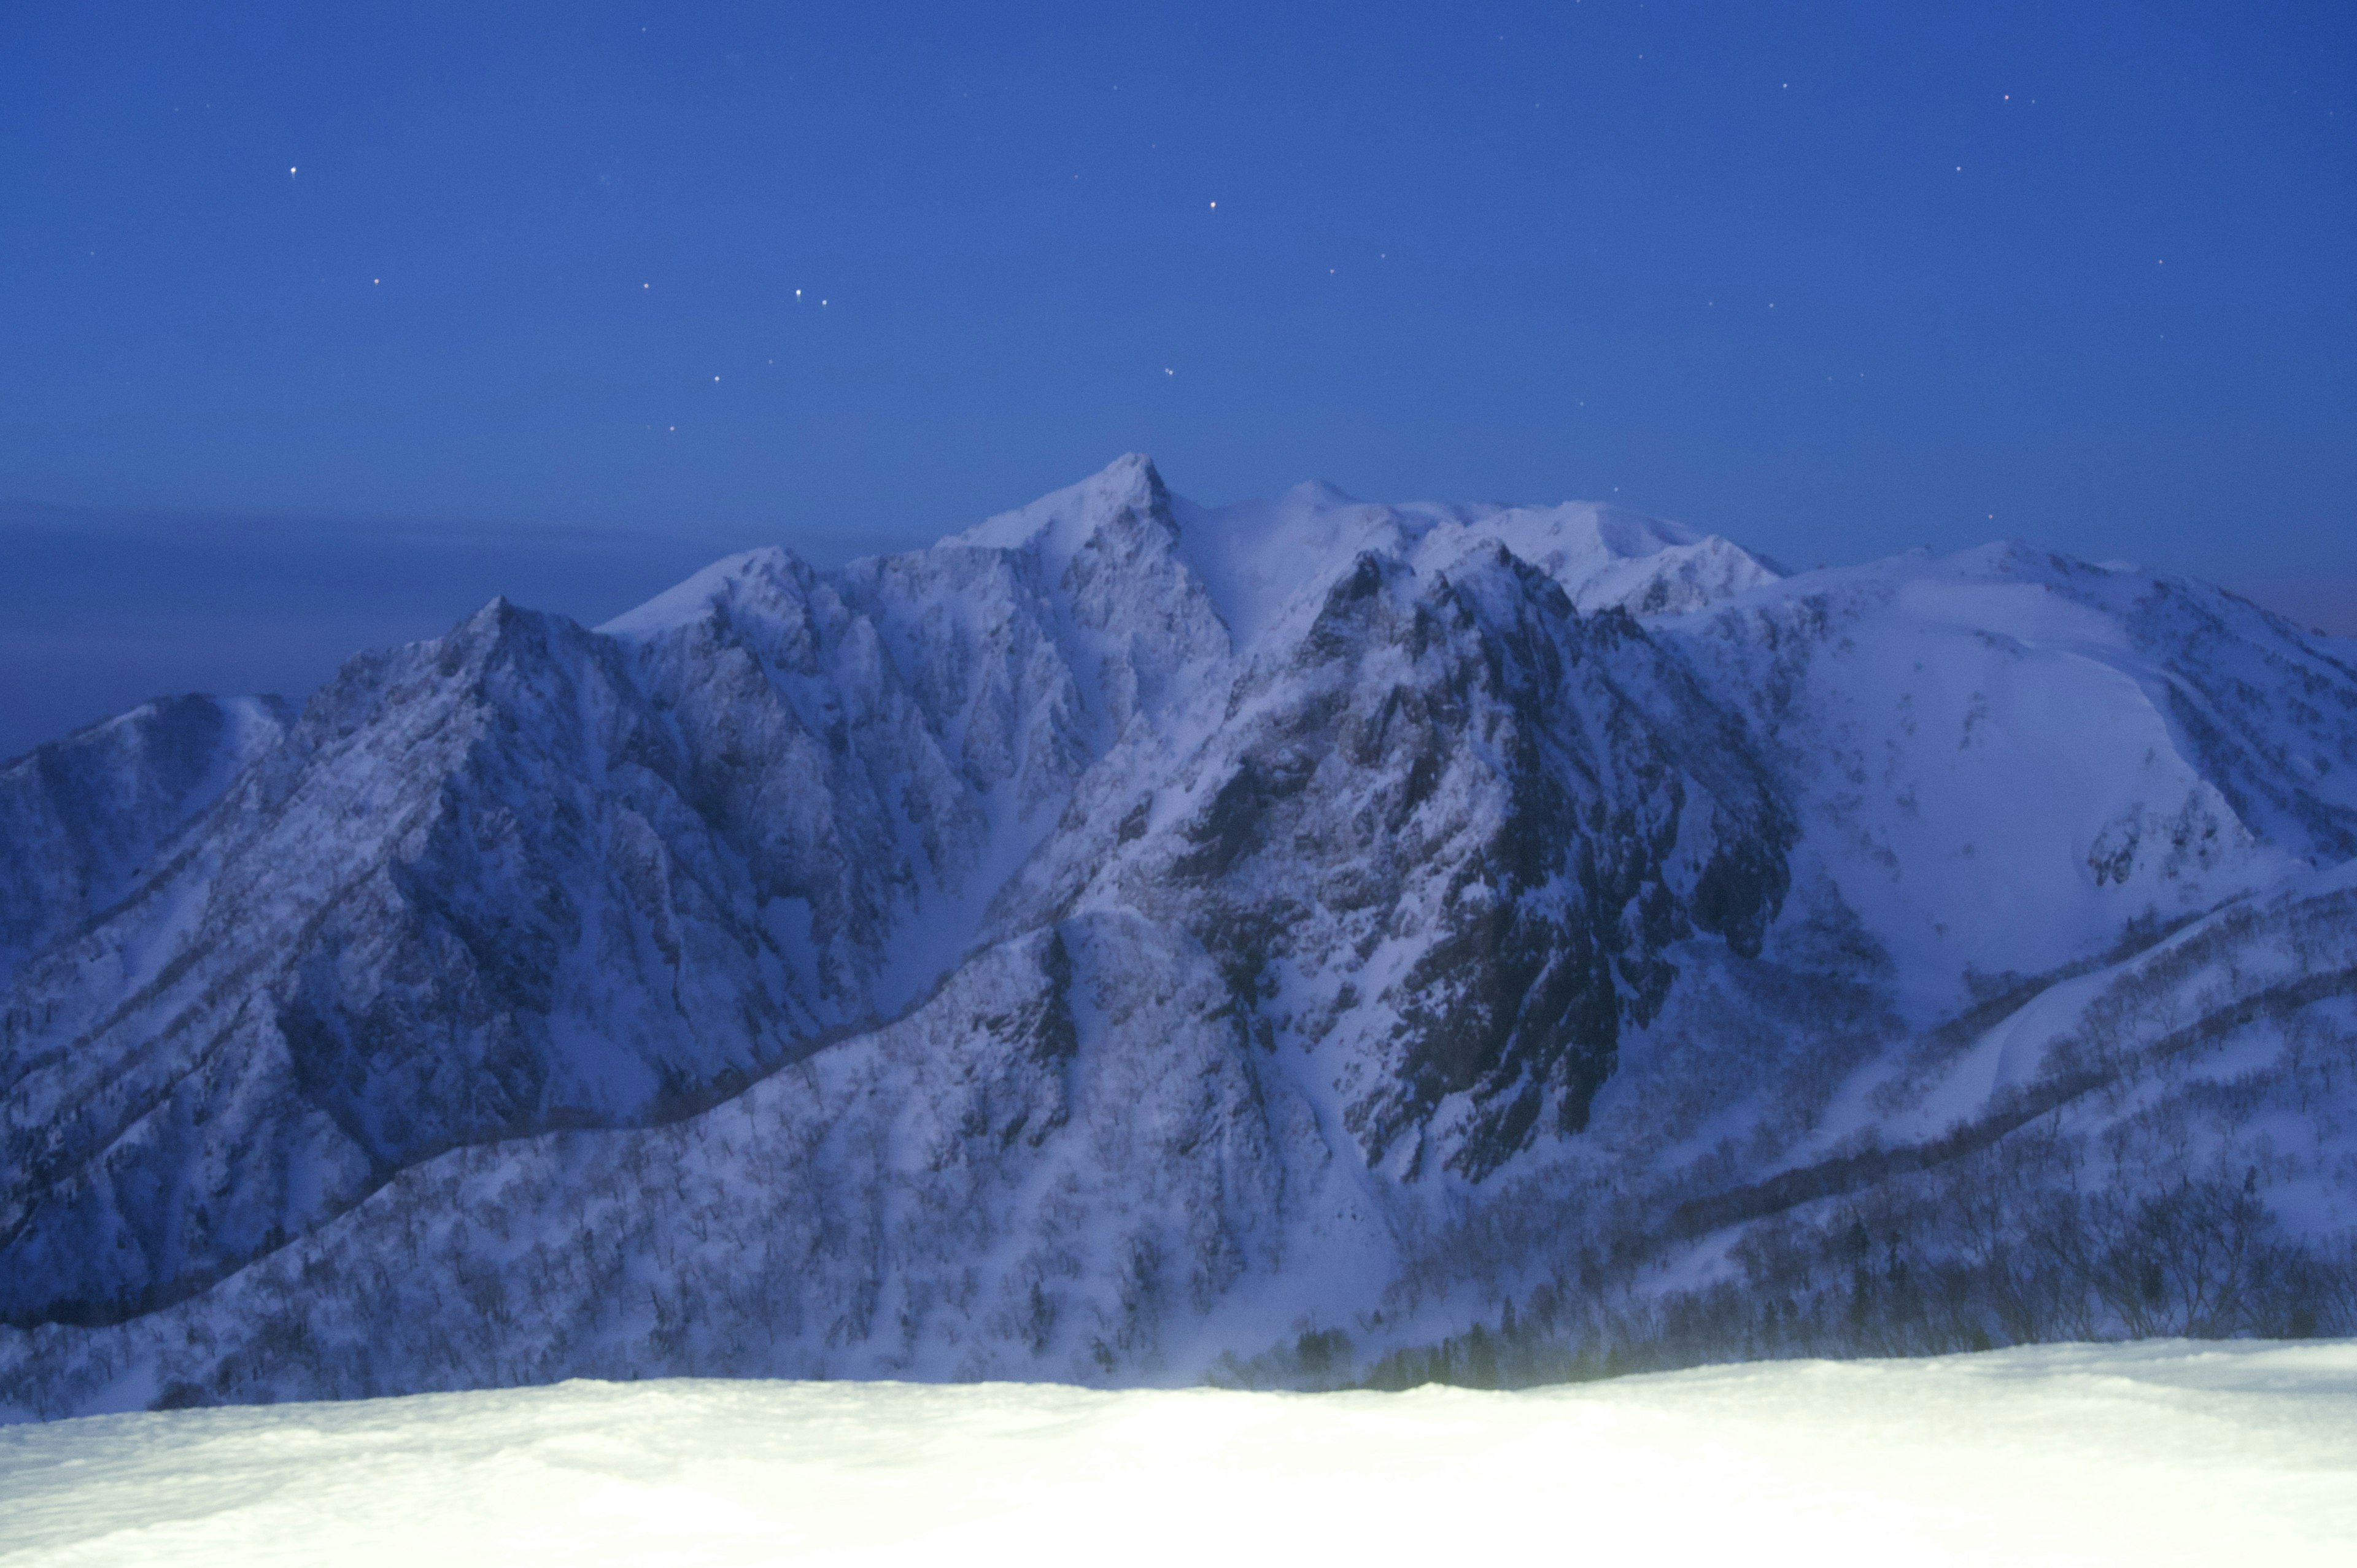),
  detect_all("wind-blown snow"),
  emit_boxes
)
[4,1341,2354,1566]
